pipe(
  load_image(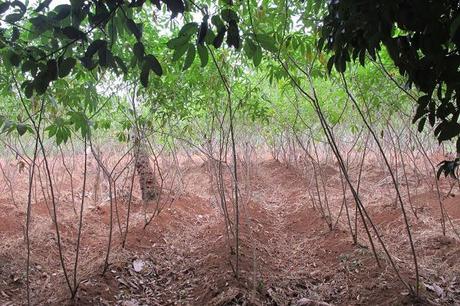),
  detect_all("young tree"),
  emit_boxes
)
[320,0,460,175]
